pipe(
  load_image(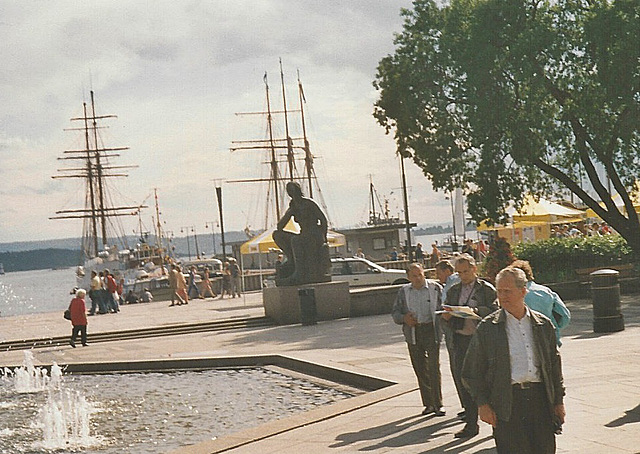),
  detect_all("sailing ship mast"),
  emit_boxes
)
[51,91,141,261]
[229,63,328,230]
